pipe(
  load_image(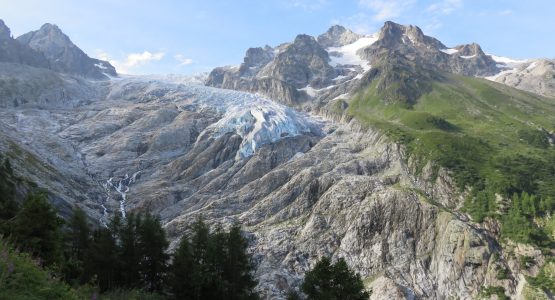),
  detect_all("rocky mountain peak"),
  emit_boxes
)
[16,23,116,79]
[17,23,74,51]
[317,24,361,47]
[377,21,444,49]
[455,43,486,57]
[243,46,274,68]
[0,19,11,39]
